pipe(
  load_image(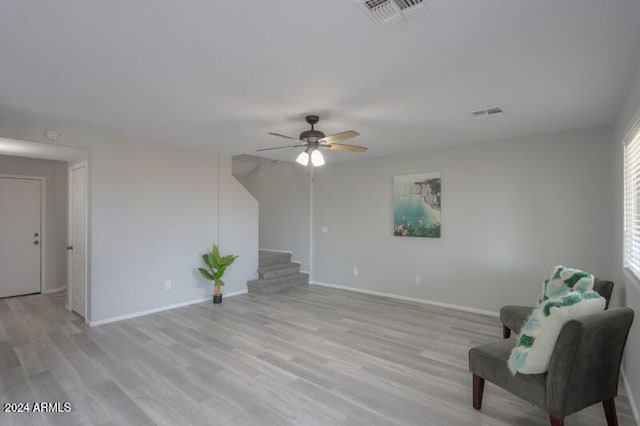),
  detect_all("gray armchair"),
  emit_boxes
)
[469,307,634,426]
[500,278,614,338]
